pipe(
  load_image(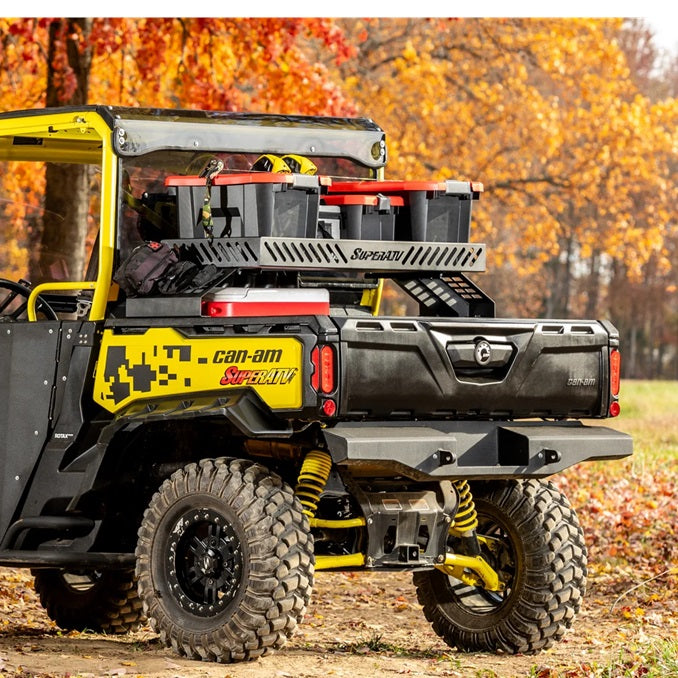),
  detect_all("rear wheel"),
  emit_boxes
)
[135,457,314,662]
[413,479,587,654]
[31,568,144,633]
